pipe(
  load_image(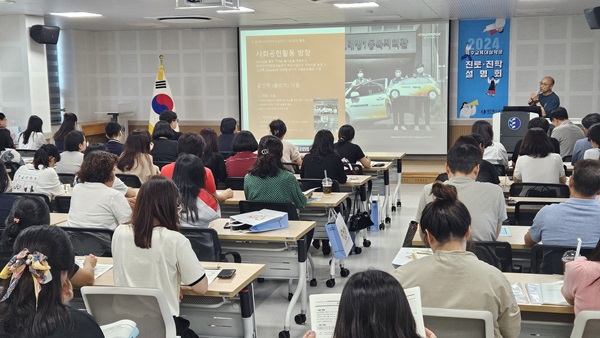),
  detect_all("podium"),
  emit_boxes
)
[492,111,539,154]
